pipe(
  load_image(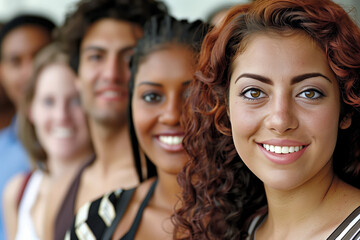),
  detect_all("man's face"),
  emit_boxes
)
[77,19,142,127]
[0,25,51,108]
